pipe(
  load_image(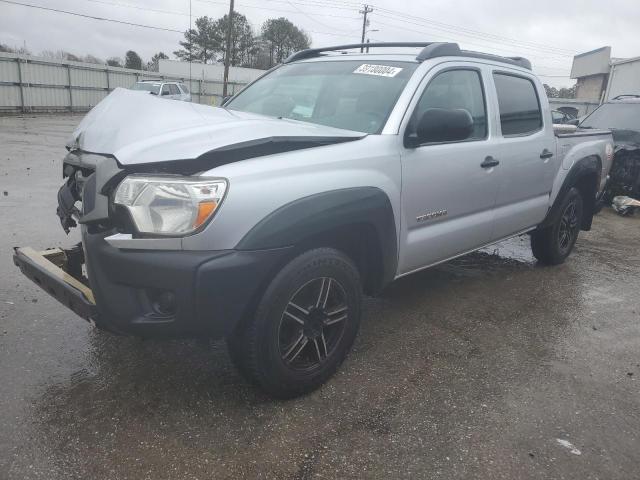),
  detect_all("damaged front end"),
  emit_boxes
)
[606,144,640,201]
[13,151,123,329]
